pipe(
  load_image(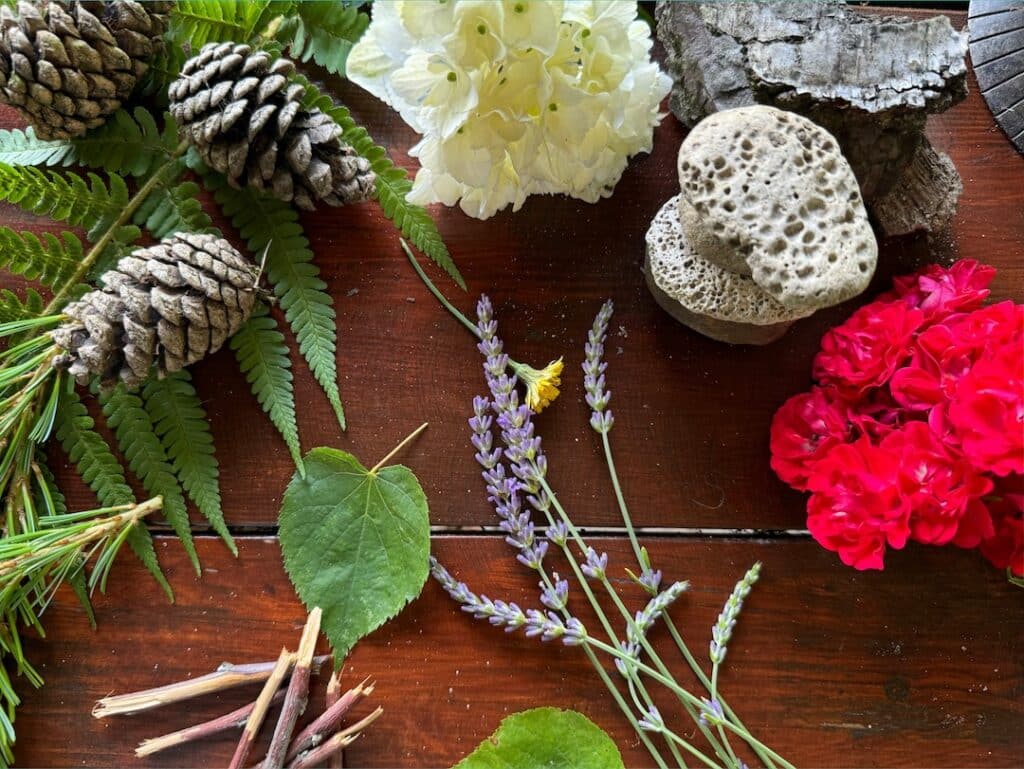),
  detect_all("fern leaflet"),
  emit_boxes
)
[53,388,172,600]
[98,384,200,576]
[0,126,74,167]
[142,371,235,555]
[276,2,369,77]
[134,179,215,241]
[0,229,82,289]
[230,304,304,473]
[0,164,127,241]
[206,175,345,429]
[297,77,465,289]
